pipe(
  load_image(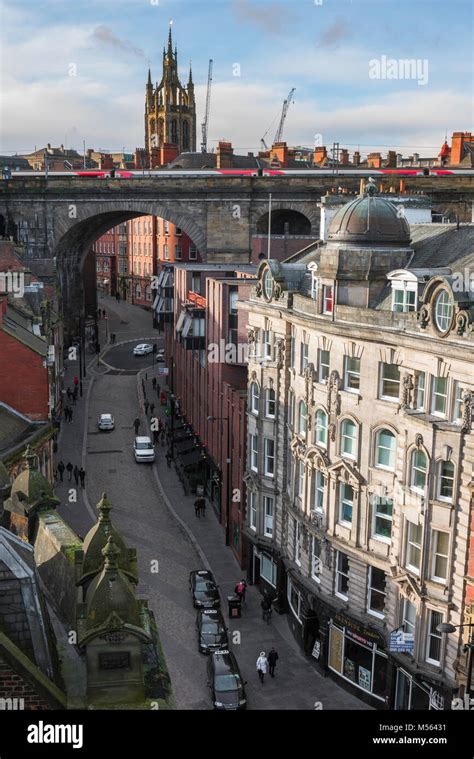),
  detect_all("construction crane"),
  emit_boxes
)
[274,87,296,144]
[201,59,213,153]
